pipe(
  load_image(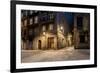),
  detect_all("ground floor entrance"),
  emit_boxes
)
[48,37,54,49]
